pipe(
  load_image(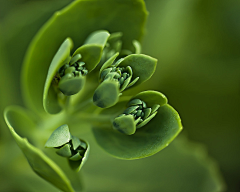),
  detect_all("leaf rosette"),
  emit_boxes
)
[45,124,90,172]
[93,91,182,159]
[93,53,157,108]
[43,31,110,114]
